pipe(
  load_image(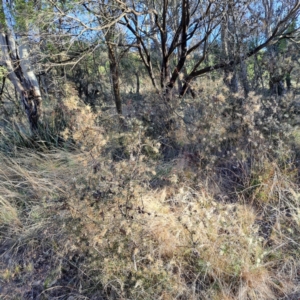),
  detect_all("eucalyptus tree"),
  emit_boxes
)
[269,9,297,94]
[181,0,300,96]
[43,0,138,115]
[120,0,300,97]
[120,0,221,97]
[0,0,43,131]
[2,0,299,131]
[78,1,126,114]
